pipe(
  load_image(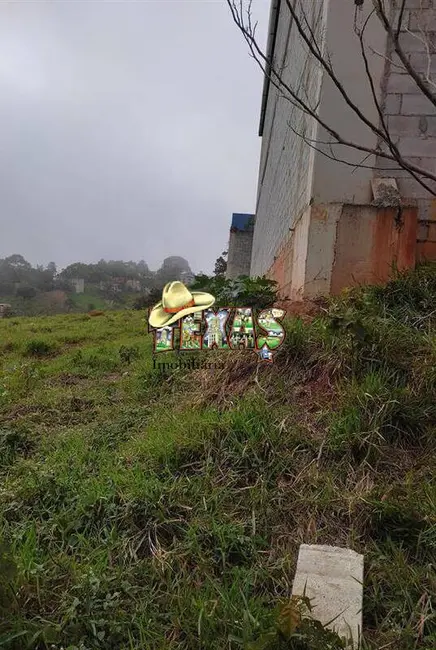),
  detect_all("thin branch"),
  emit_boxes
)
[286,116,429,176]
[282,0,395,148]
[357,8,391,142]
[395,0,407,40]
[375,0,436,108]
[226,0,436,194]
[354,9,434,194]
[282,0,436,195]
